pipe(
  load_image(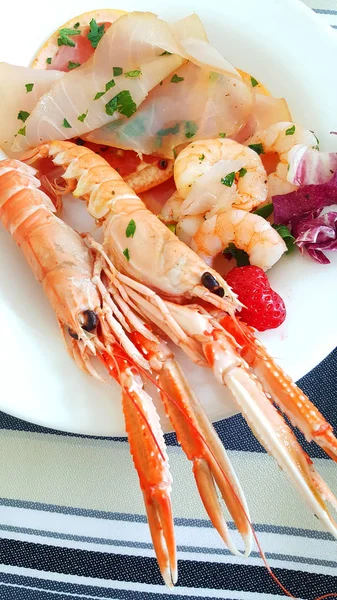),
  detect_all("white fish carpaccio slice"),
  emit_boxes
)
[84,62,253,158]
[0,64,64,157]
[234,94,291,143]
[8,12,185,153]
